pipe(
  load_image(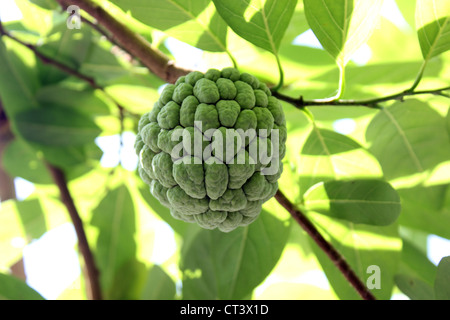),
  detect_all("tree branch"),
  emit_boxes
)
[273,85,450,109]
[45,164,102,300]
[275,190,376,300]
[0,100,16,202]
[56,0,190,84]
